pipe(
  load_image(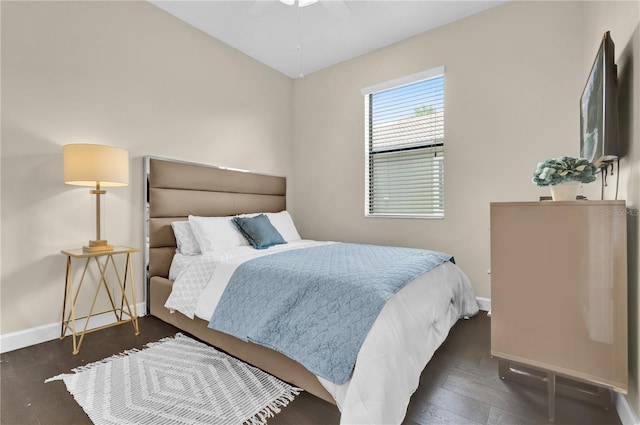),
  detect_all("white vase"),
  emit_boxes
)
[550,181,579,201]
